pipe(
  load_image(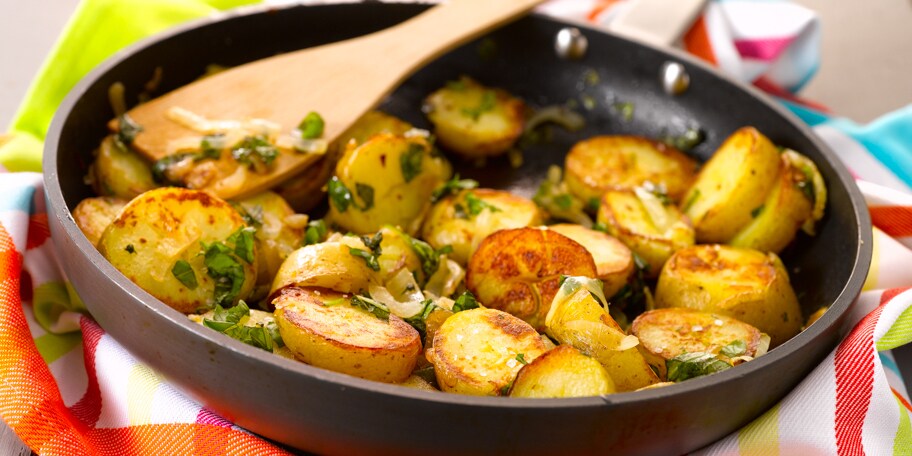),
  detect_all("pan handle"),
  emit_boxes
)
[607,0,708,48]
